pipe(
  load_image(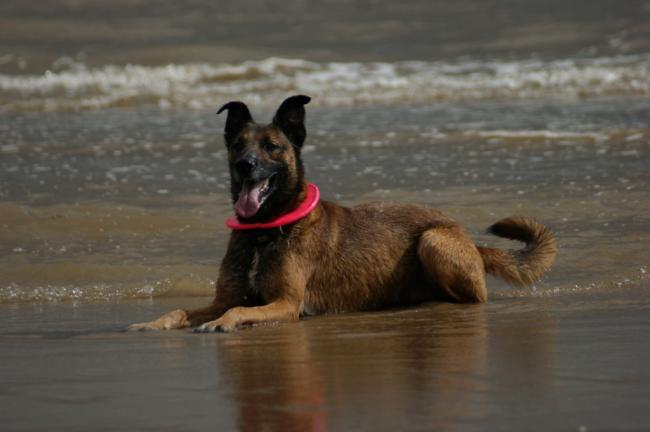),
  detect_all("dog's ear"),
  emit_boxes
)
[272,95,311,148]
[217,101,254,145]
